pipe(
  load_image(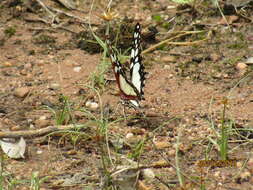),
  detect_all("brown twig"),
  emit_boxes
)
[142,30,211,55]
[24,16,78,34]
[0,124,84,138]
[47,6,94,26]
